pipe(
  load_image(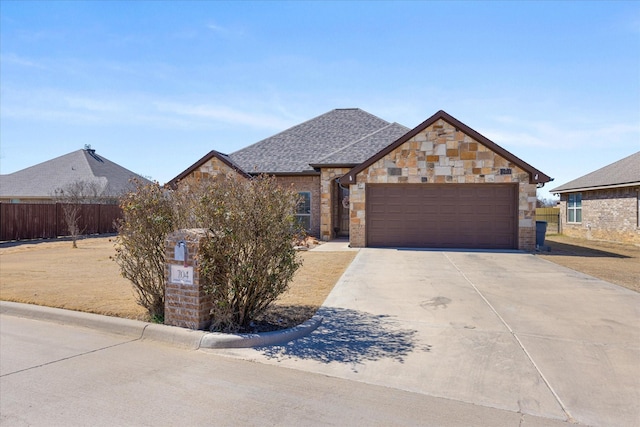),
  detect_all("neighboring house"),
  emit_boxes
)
[0,147,151,203]
[551,151,640,244]
[169,109,552,251]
